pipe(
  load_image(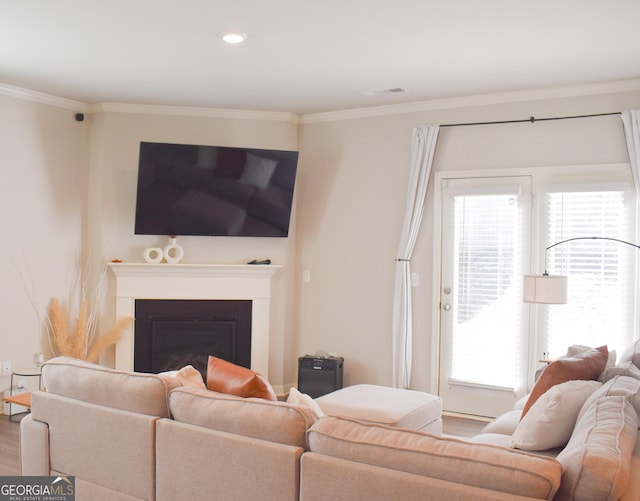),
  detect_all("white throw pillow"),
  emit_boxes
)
[619,338,640,369]
[160,365,206,389]
[510,380,601,451]
[287,387,324,419]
